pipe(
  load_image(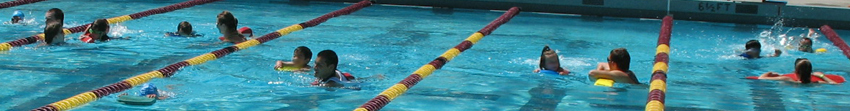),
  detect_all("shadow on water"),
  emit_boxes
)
[519,78,569,111]
[7,52,196,110]
[271,93,339,111]
[734,60,787,110]
[367,21,438,46]
[405,88,502,101]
